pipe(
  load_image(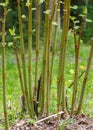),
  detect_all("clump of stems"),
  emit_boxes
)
[39,0,50,115]
[17,0,32,117]
[57,0,71,112]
